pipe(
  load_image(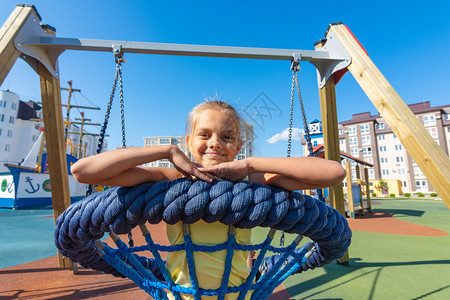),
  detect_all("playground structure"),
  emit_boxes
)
[344,162,373,219]
[1,3,449,270]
